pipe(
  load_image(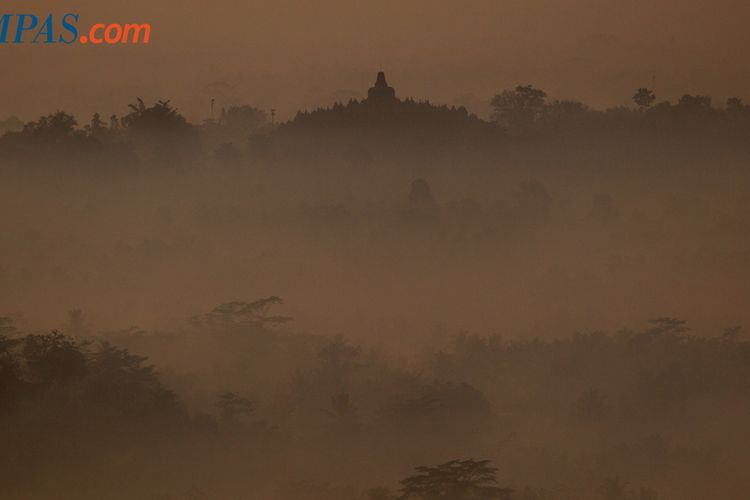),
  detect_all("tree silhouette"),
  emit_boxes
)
[399,459,512,499]
[726,97,745,113]
[122,98,195,163]
[324,391,361,435]
[326,391,354,419]
[123,98,189,134]
[23,111,79,139]
[0,316,18,337]
[22,331,87,386]
[85,113,108,140]
[491,85,547,132]
[646,317,689,336]
[190,296,292,331]
[409,178,436,208]
[65,308,92,337]
[598,476,629,500]
[368,487,396,500]
[0,325,22,404]
[216,391,254,425]
[317,335,359,381]
[676,94,711,113]
[86,341,180,418]
[220,105,268,137]
[633,88,656,109]
[0,115,23,134]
